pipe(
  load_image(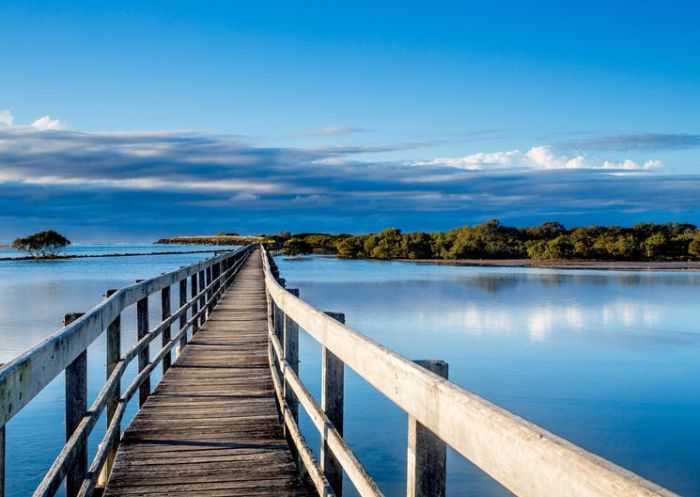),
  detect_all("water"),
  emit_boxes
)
[2,250,699,496]
[0,243,220,259]
[0,244,237,497]
[276,256,700,497]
